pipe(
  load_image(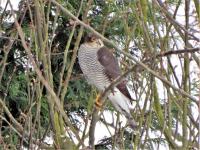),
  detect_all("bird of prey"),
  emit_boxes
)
[78,33,136,129]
